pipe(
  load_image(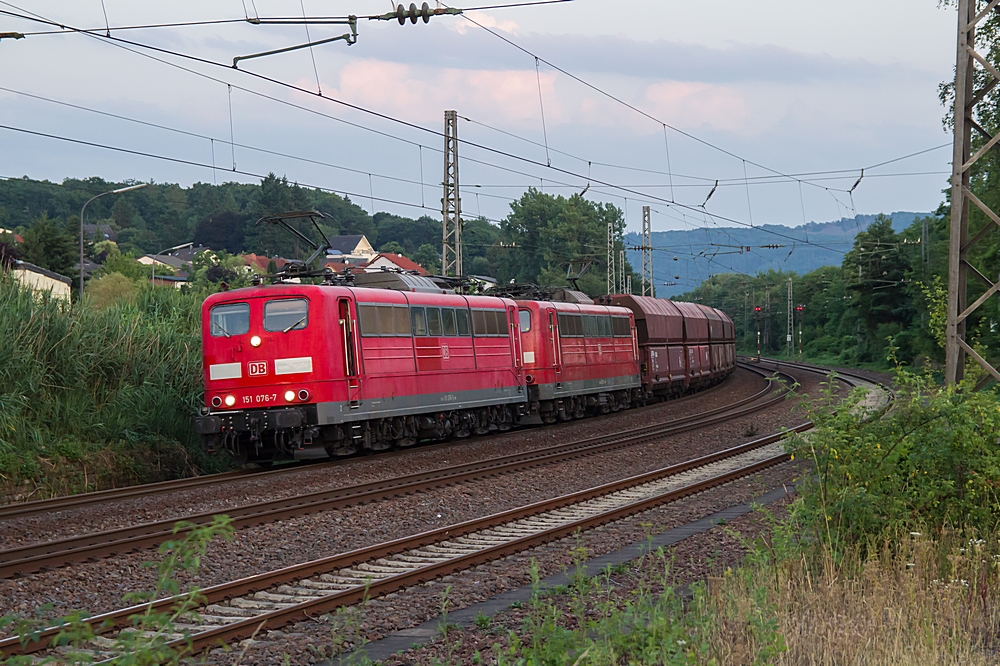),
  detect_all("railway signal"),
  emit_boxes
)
[754,306,762,361]
[796,304,805,359]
